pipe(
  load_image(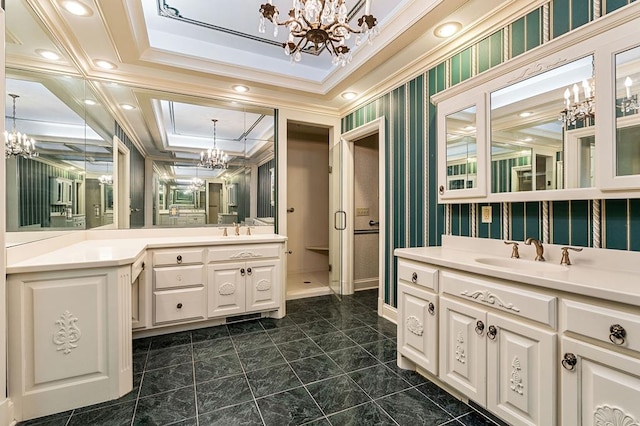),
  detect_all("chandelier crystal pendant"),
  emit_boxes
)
[5,94,38,159]
[199,119,229,169]
[559,79,595,127]
[258,0,379,67]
